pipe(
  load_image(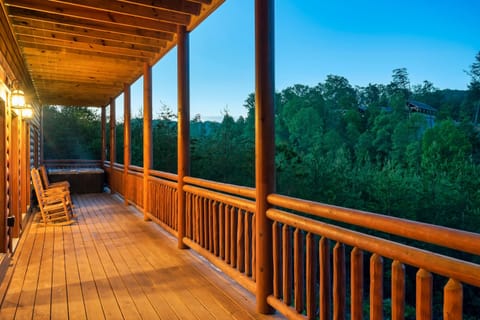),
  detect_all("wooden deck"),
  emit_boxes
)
[0,194,283,319]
